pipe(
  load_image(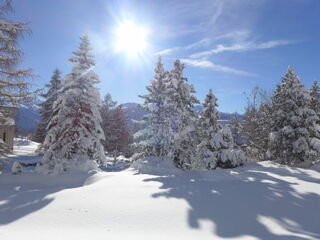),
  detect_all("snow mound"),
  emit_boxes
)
[131,156,182,175]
